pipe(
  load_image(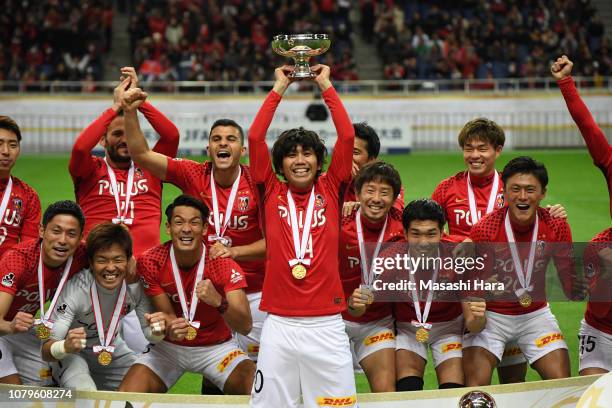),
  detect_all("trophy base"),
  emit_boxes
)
[288,71,316,79]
